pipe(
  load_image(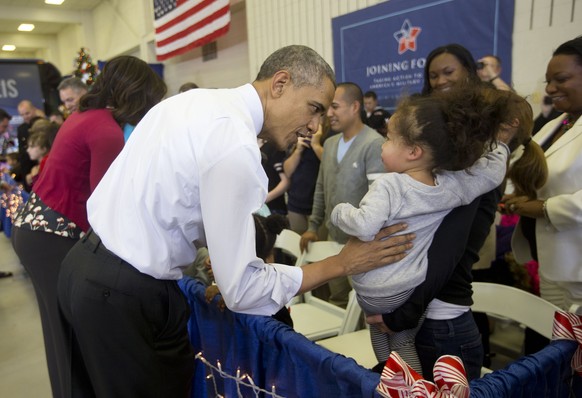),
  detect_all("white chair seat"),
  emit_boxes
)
[290,302,344,340]
[288,241,364,341]
[317,328,377,369]
[291,289,360,341]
